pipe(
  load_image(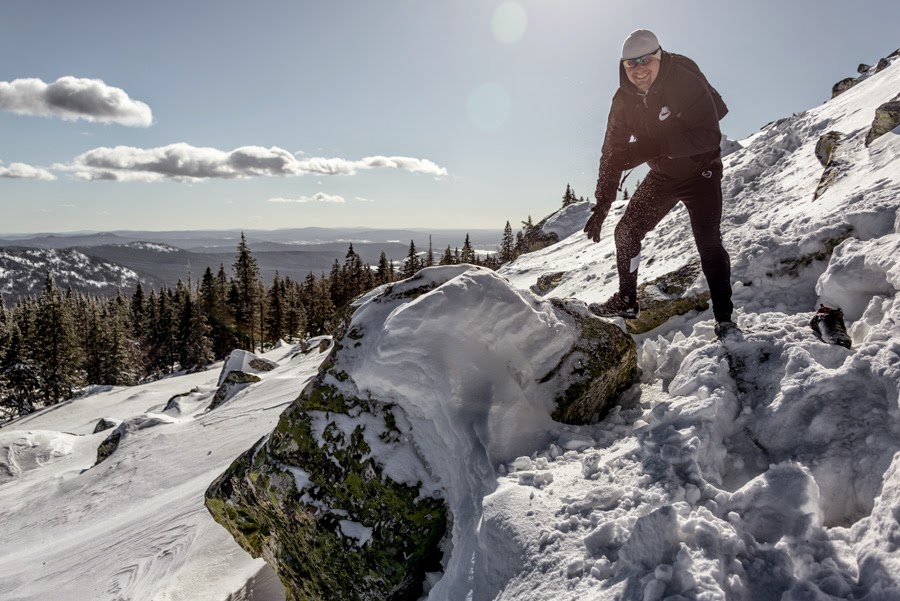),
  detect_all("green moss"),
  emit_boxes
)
[543,306,637,425]
[207,383,447,601]
[622,261,711,335]
[766,232,852,278]
[94,431,121,465]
